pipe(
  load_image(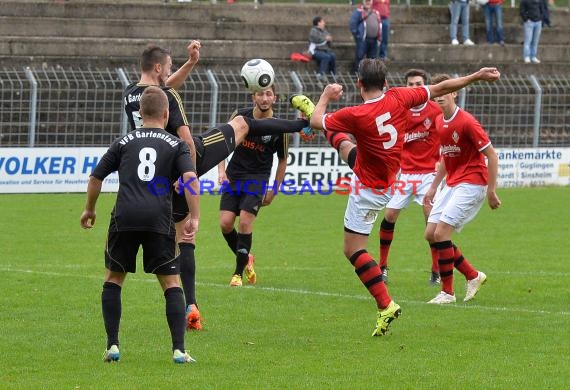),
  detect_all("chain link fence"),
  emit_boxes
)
[1,66,569,148]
